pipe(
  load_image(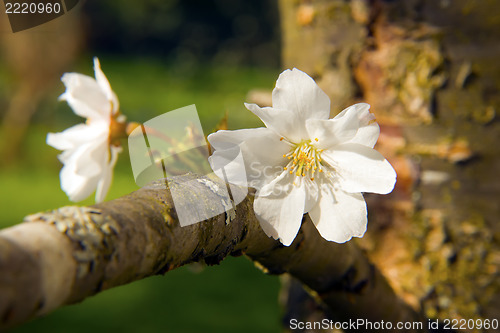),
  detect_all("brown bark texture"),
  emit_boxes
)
[0,174,423,331]
[279,0,499,331]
